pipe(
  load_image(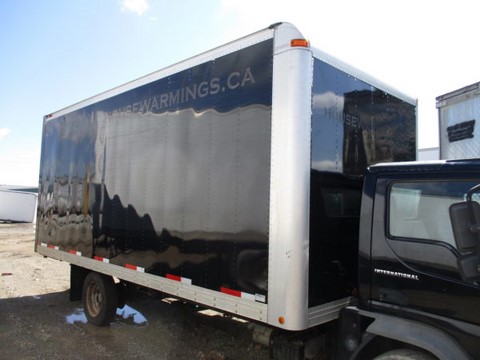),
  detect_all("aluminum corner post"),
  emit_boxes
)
[268,23,313,330]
